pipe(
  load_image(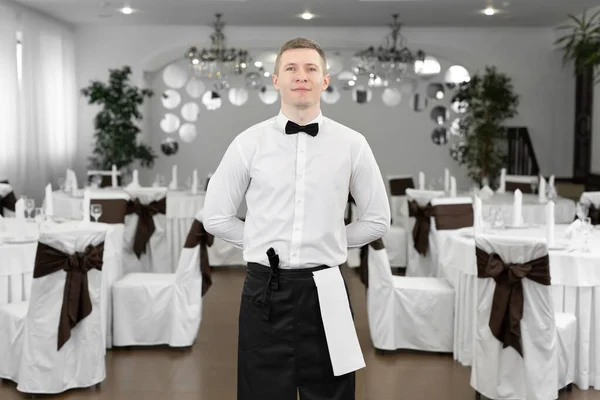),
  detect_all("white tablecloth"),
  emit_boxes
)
[440,224,600,390]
